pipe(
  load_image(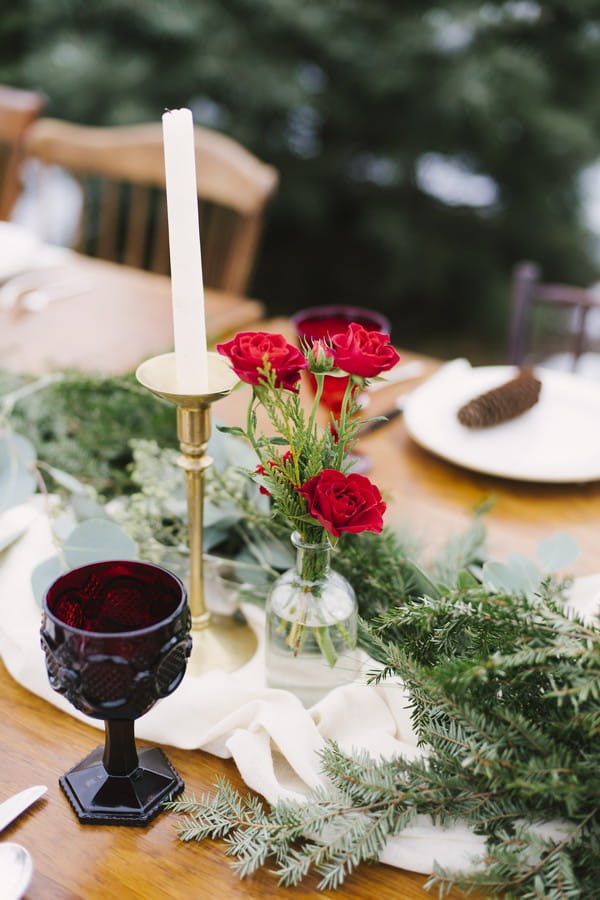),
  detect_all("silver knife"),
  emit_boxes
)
[0,786,47,832]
